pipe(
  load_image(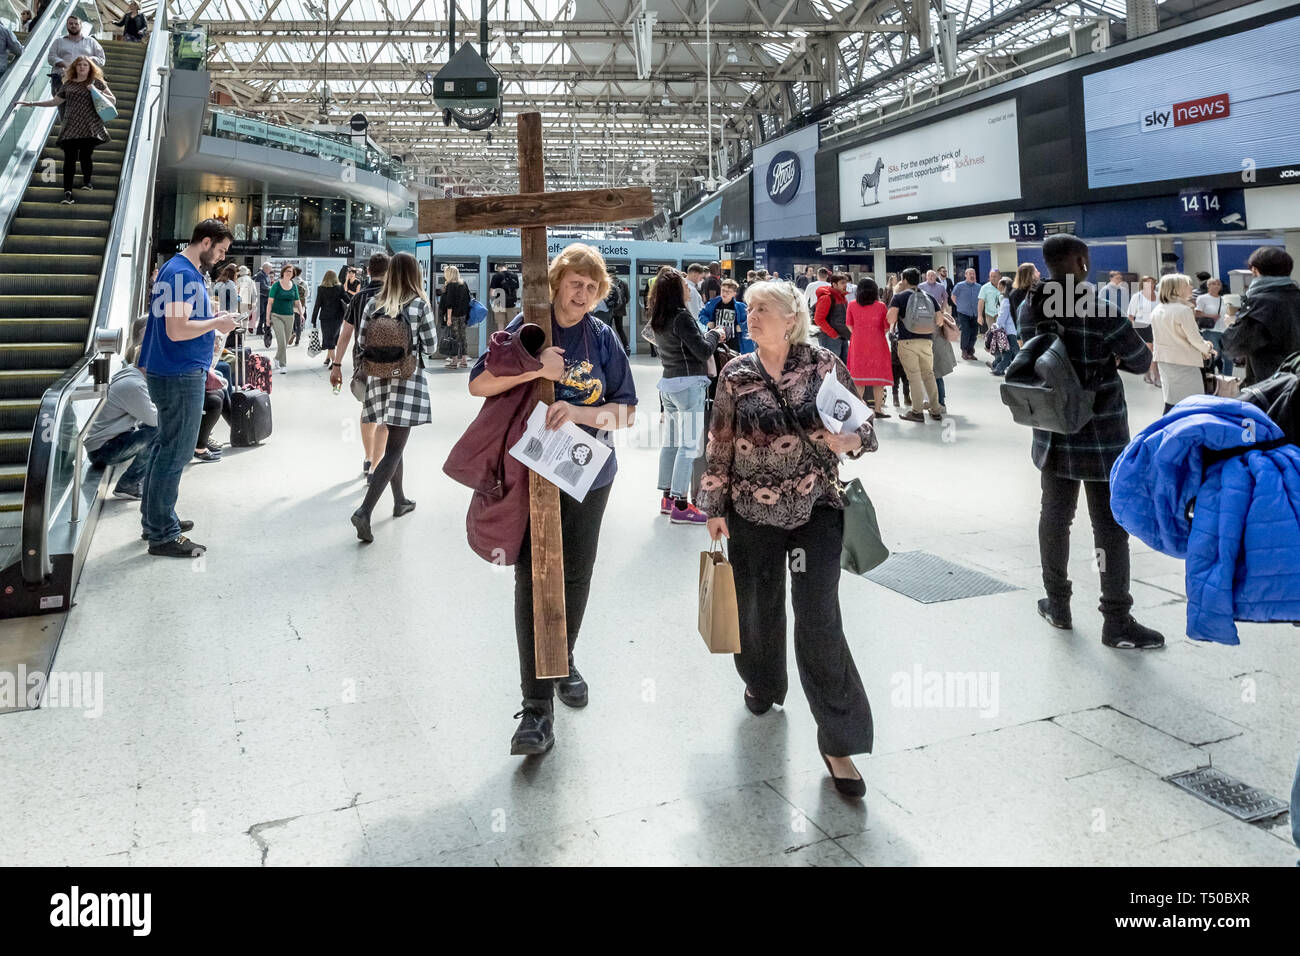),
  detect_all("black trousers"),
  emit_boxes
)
[61,141,95,191]
[1038,471,1133,620]
[196,390,229,447]
[609,312,630,352]
[729,506,874,757]
[514,481,611,701]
